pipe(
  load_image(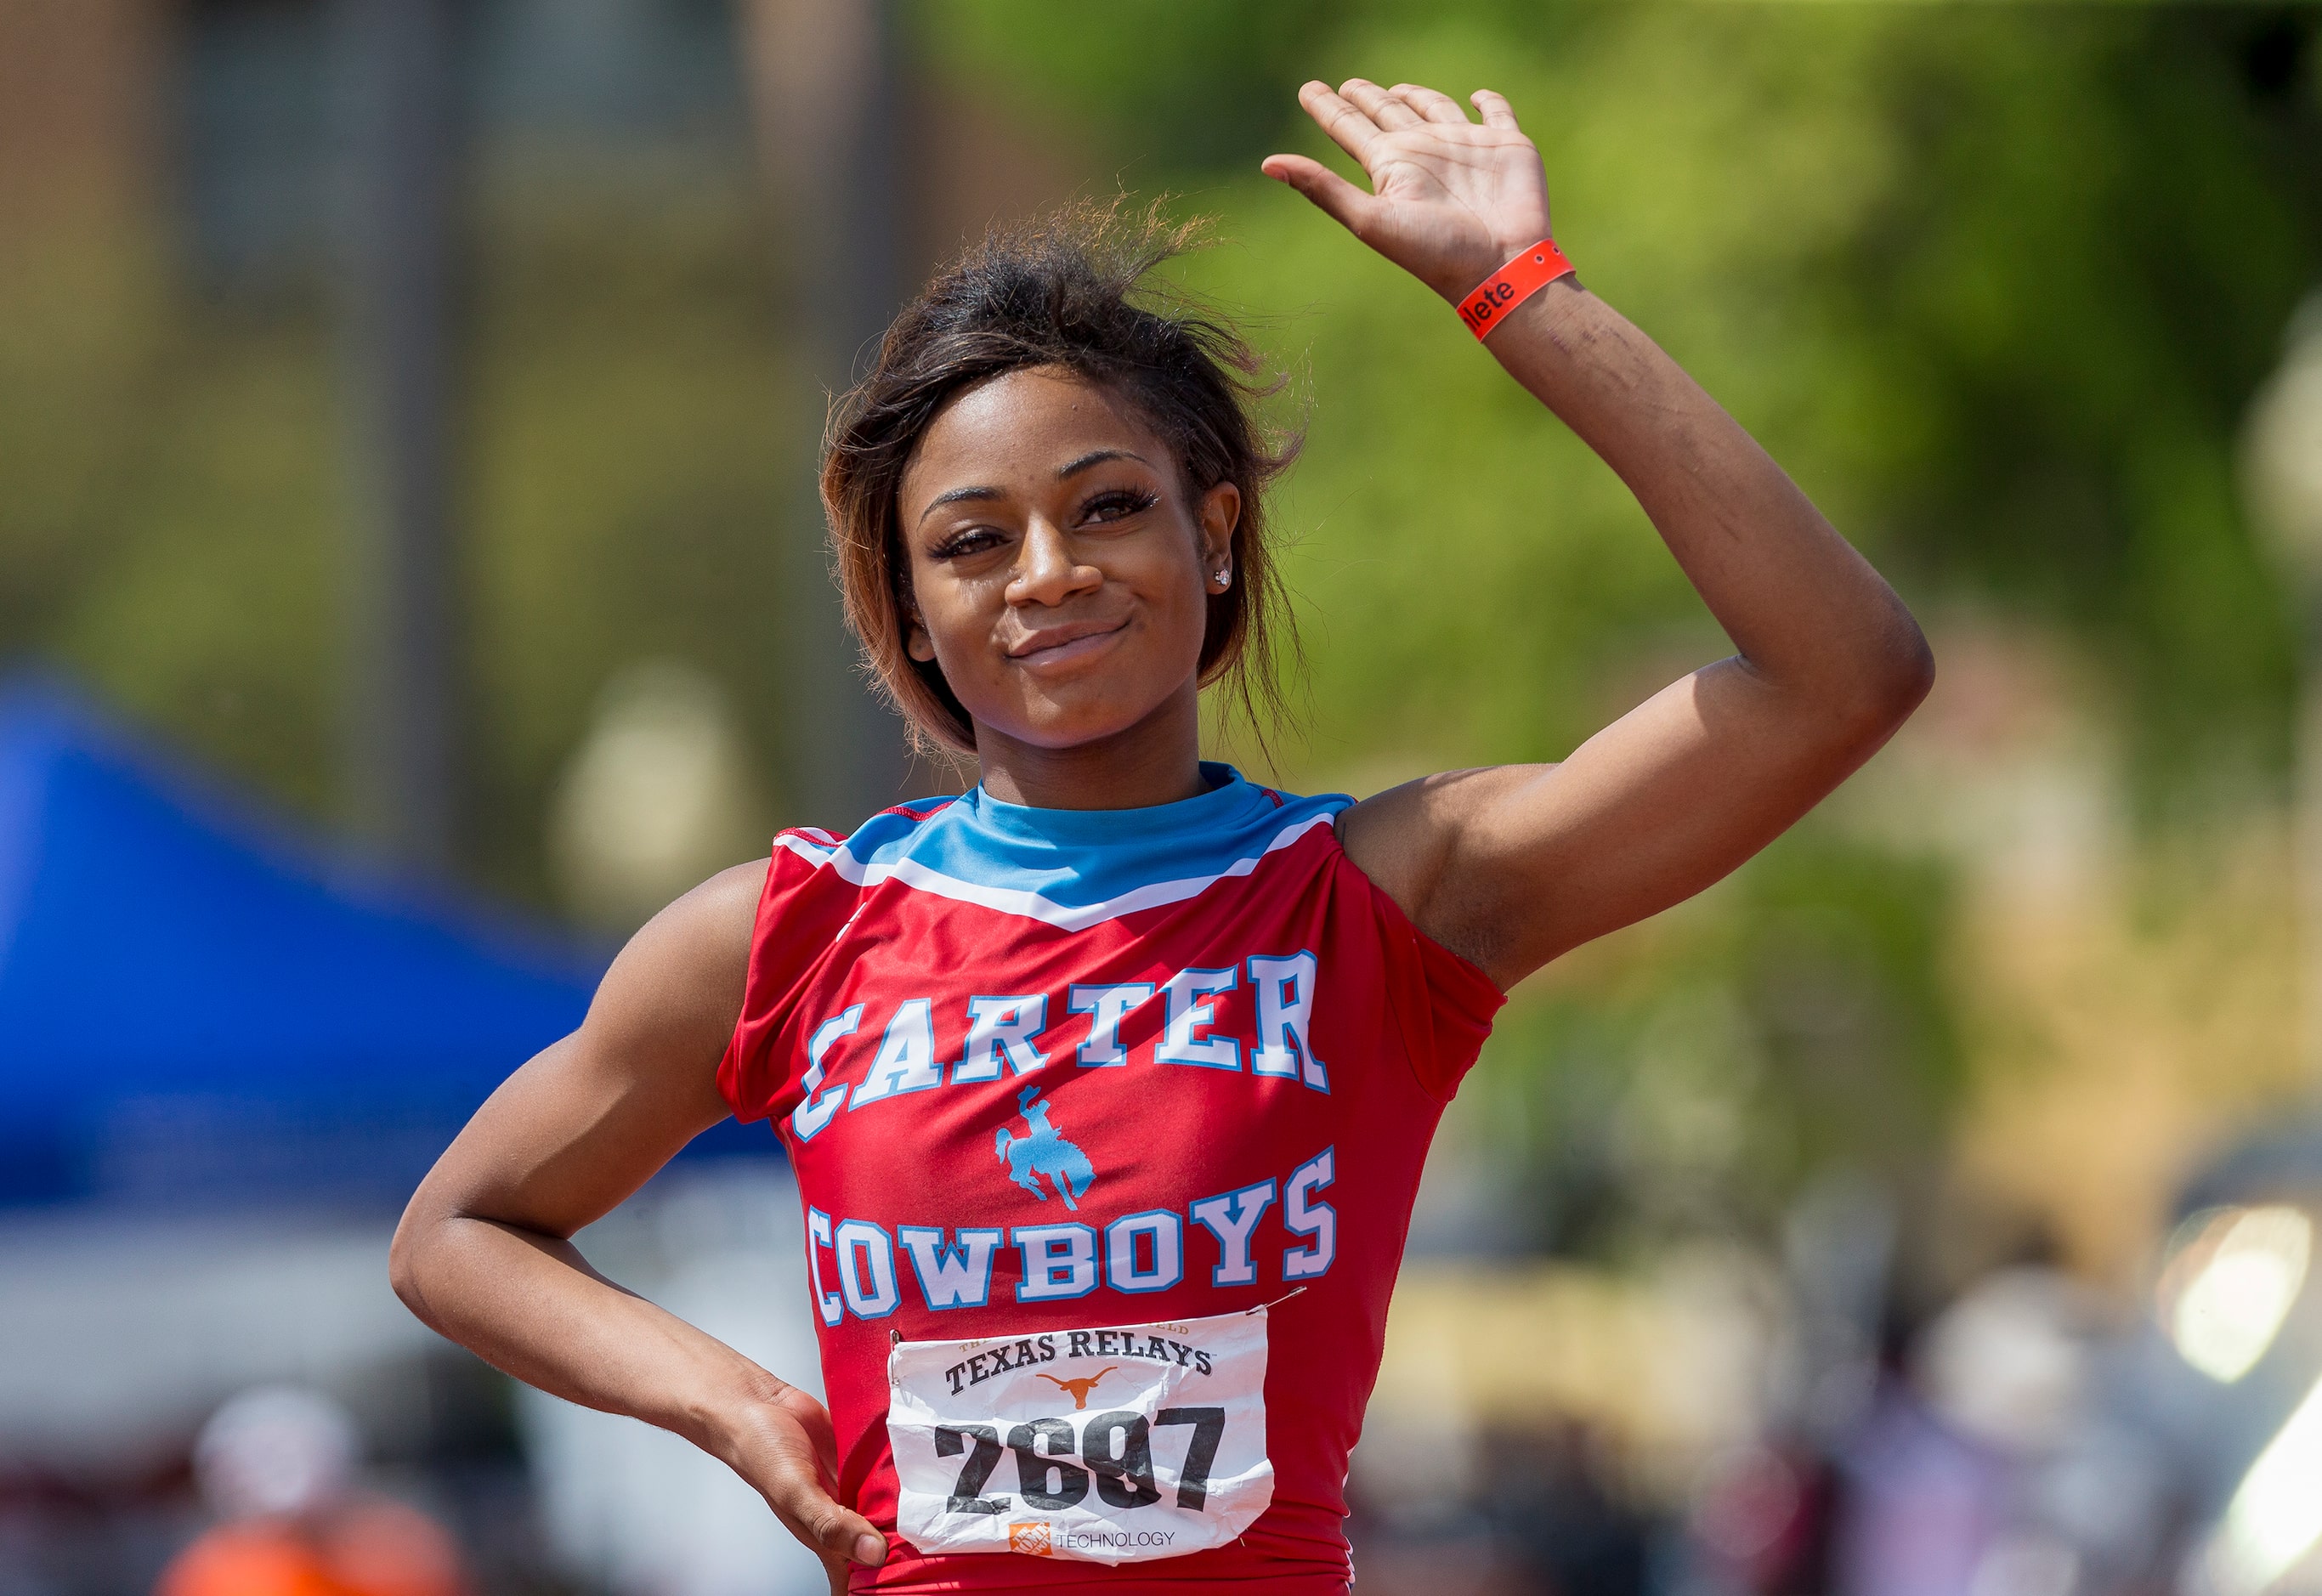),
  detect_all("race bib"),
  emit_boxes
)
[886,1307,1273,1565]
